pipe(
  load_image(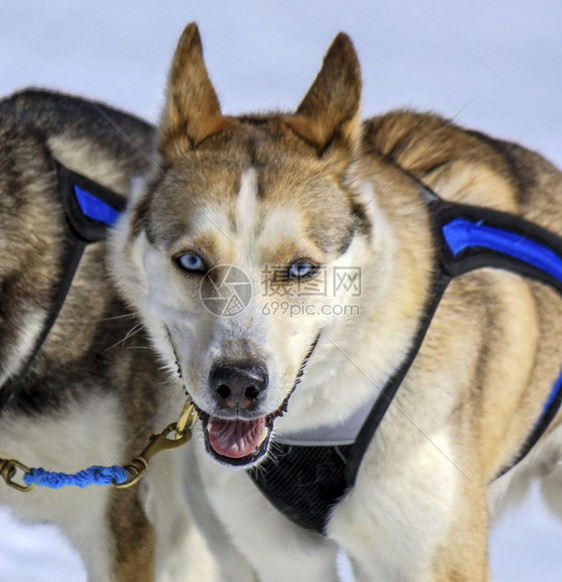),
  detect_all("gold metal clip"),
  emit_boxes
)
[175,399,198,437]
[0,458,34,492]
[113,401,197,489]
